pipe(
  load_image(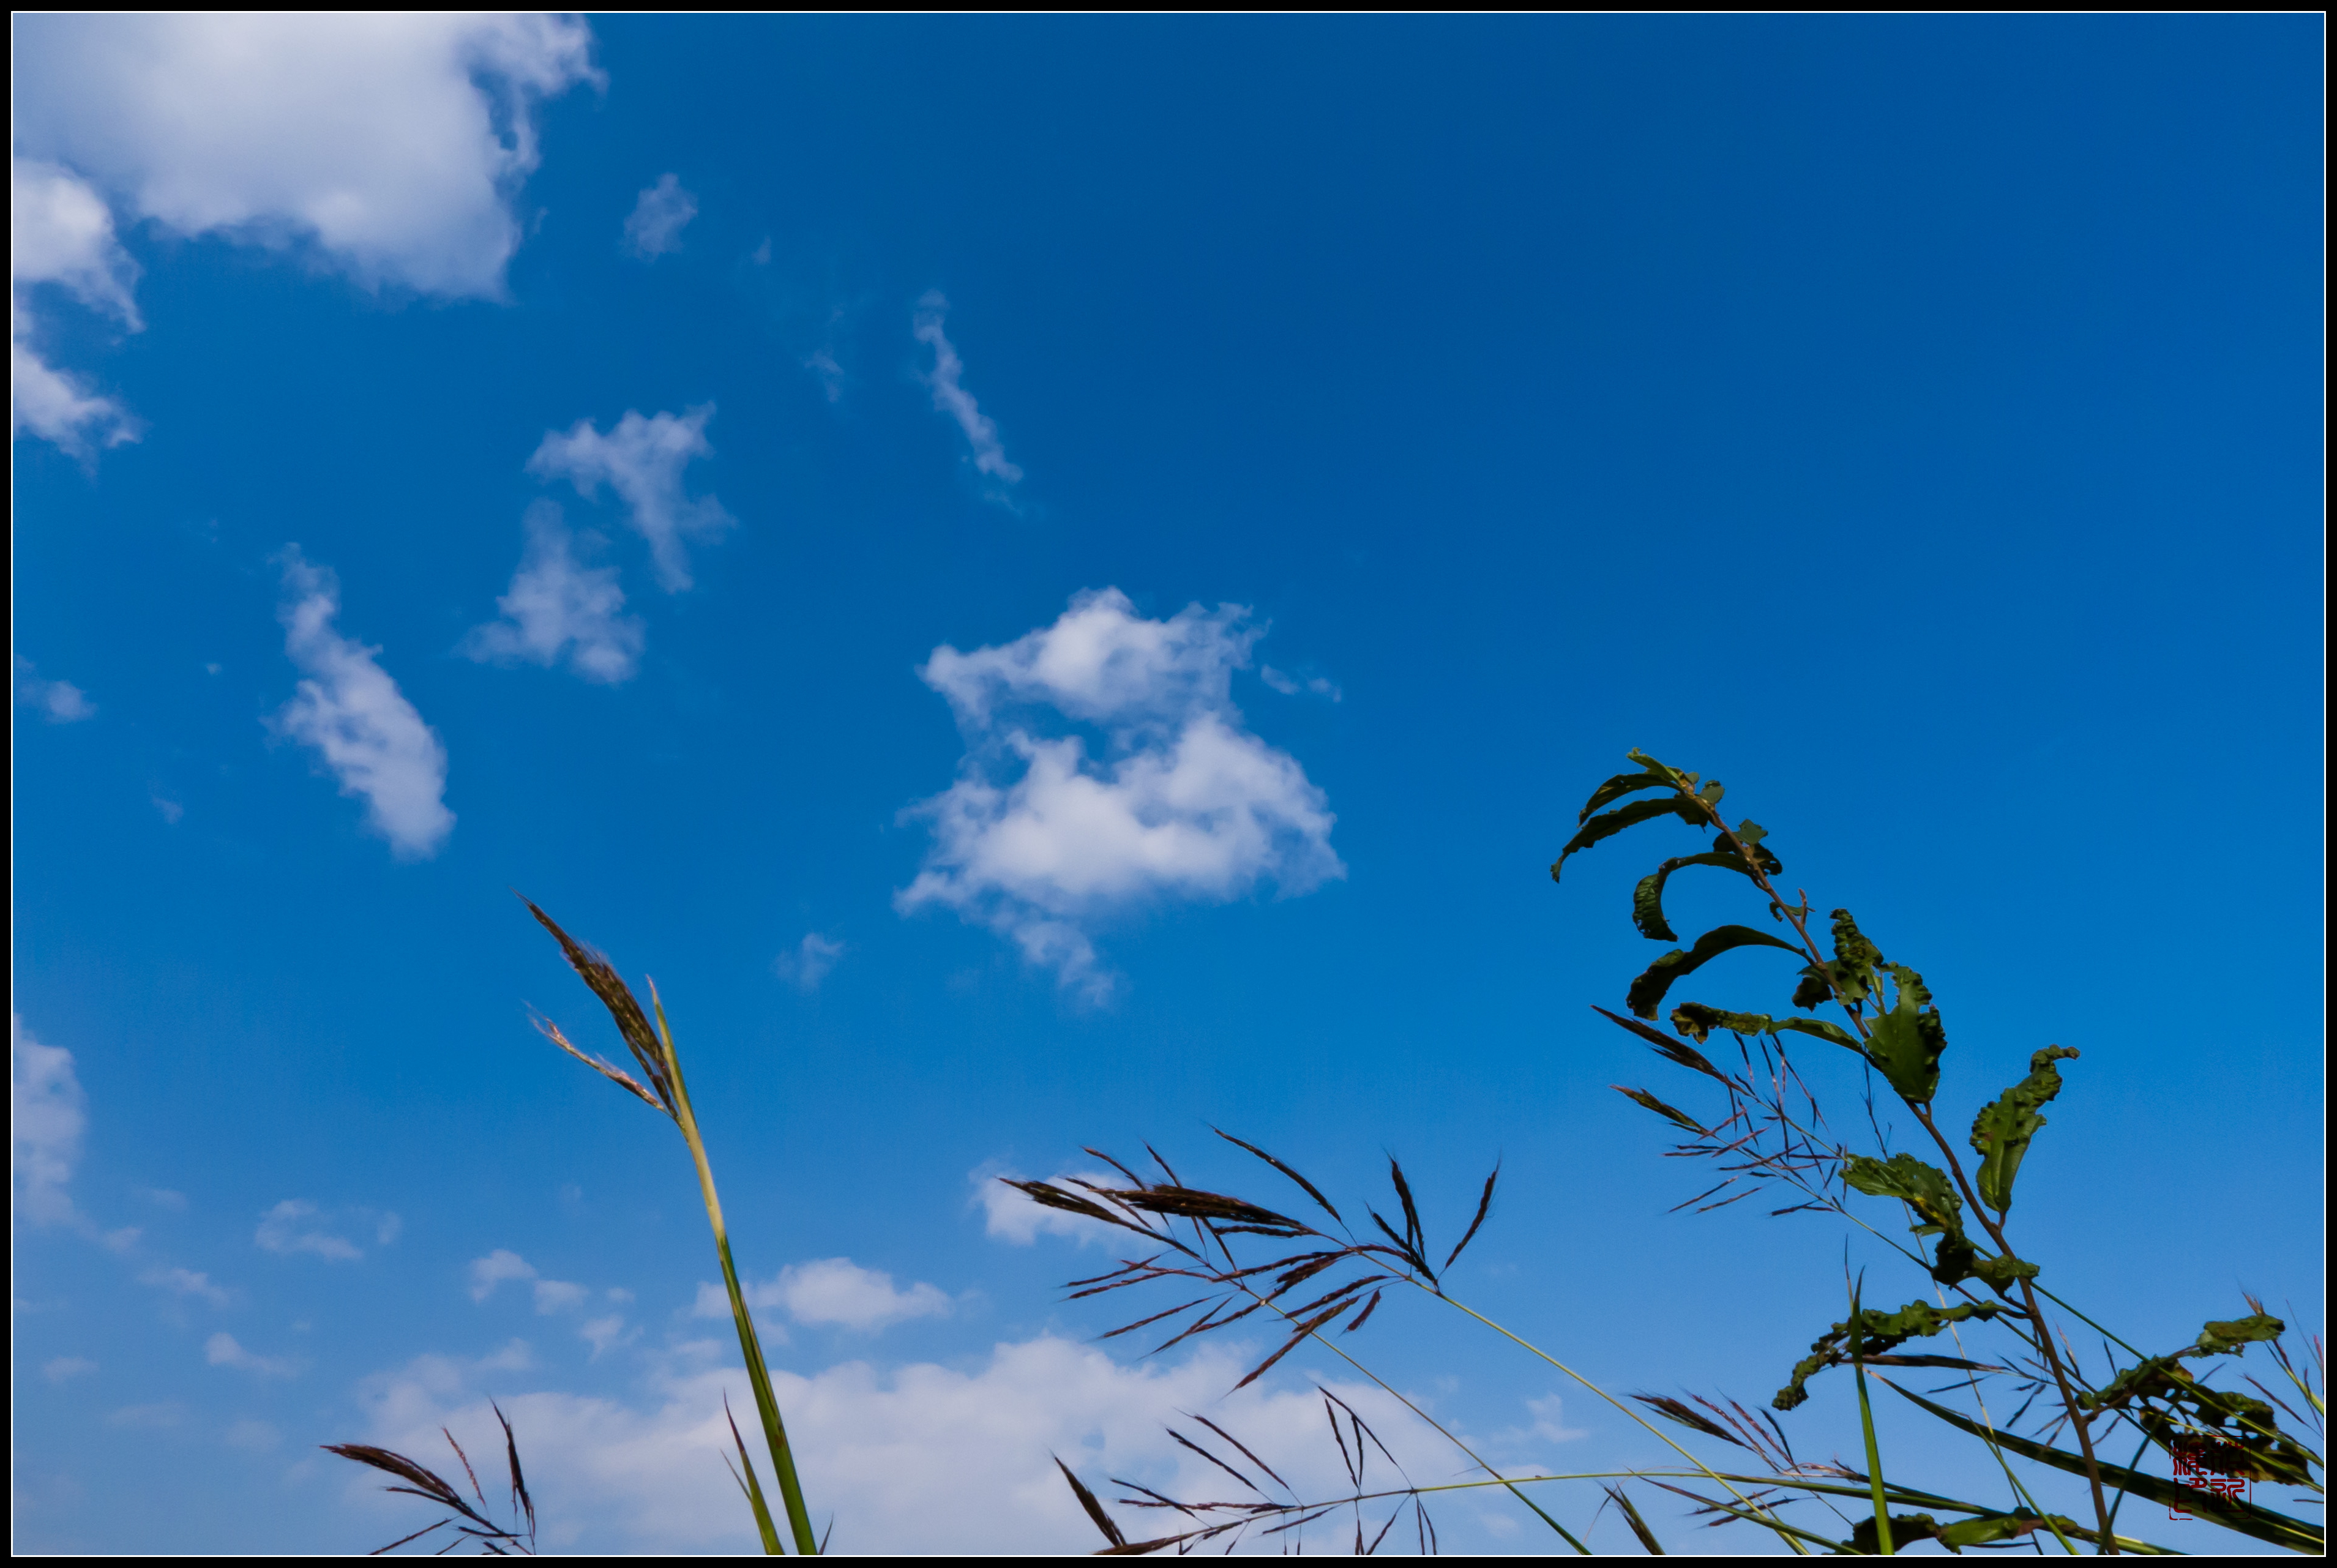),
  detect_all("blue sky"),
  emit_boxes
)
[12,15,2322,1555]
